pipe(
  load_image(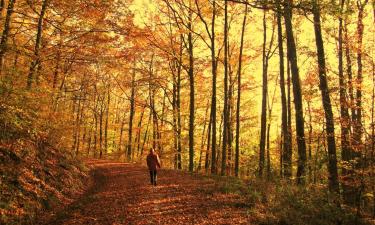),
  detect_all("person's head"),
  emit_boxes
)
[150,148,155,154]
